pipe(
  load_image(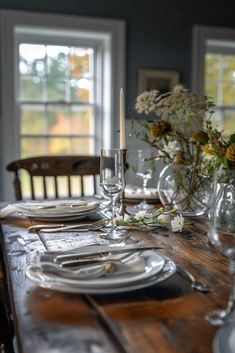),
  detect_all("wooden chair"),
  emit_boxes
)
[6,155,100,201]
